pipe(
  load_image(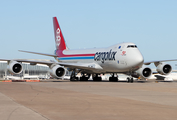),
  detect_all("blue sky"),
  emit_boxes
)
[0,0,177,68]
